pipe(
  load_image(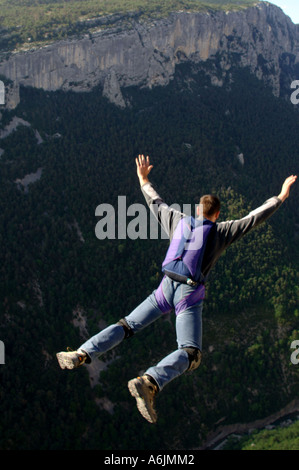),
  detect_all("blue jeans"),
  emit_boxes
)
[79,276,204,390]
